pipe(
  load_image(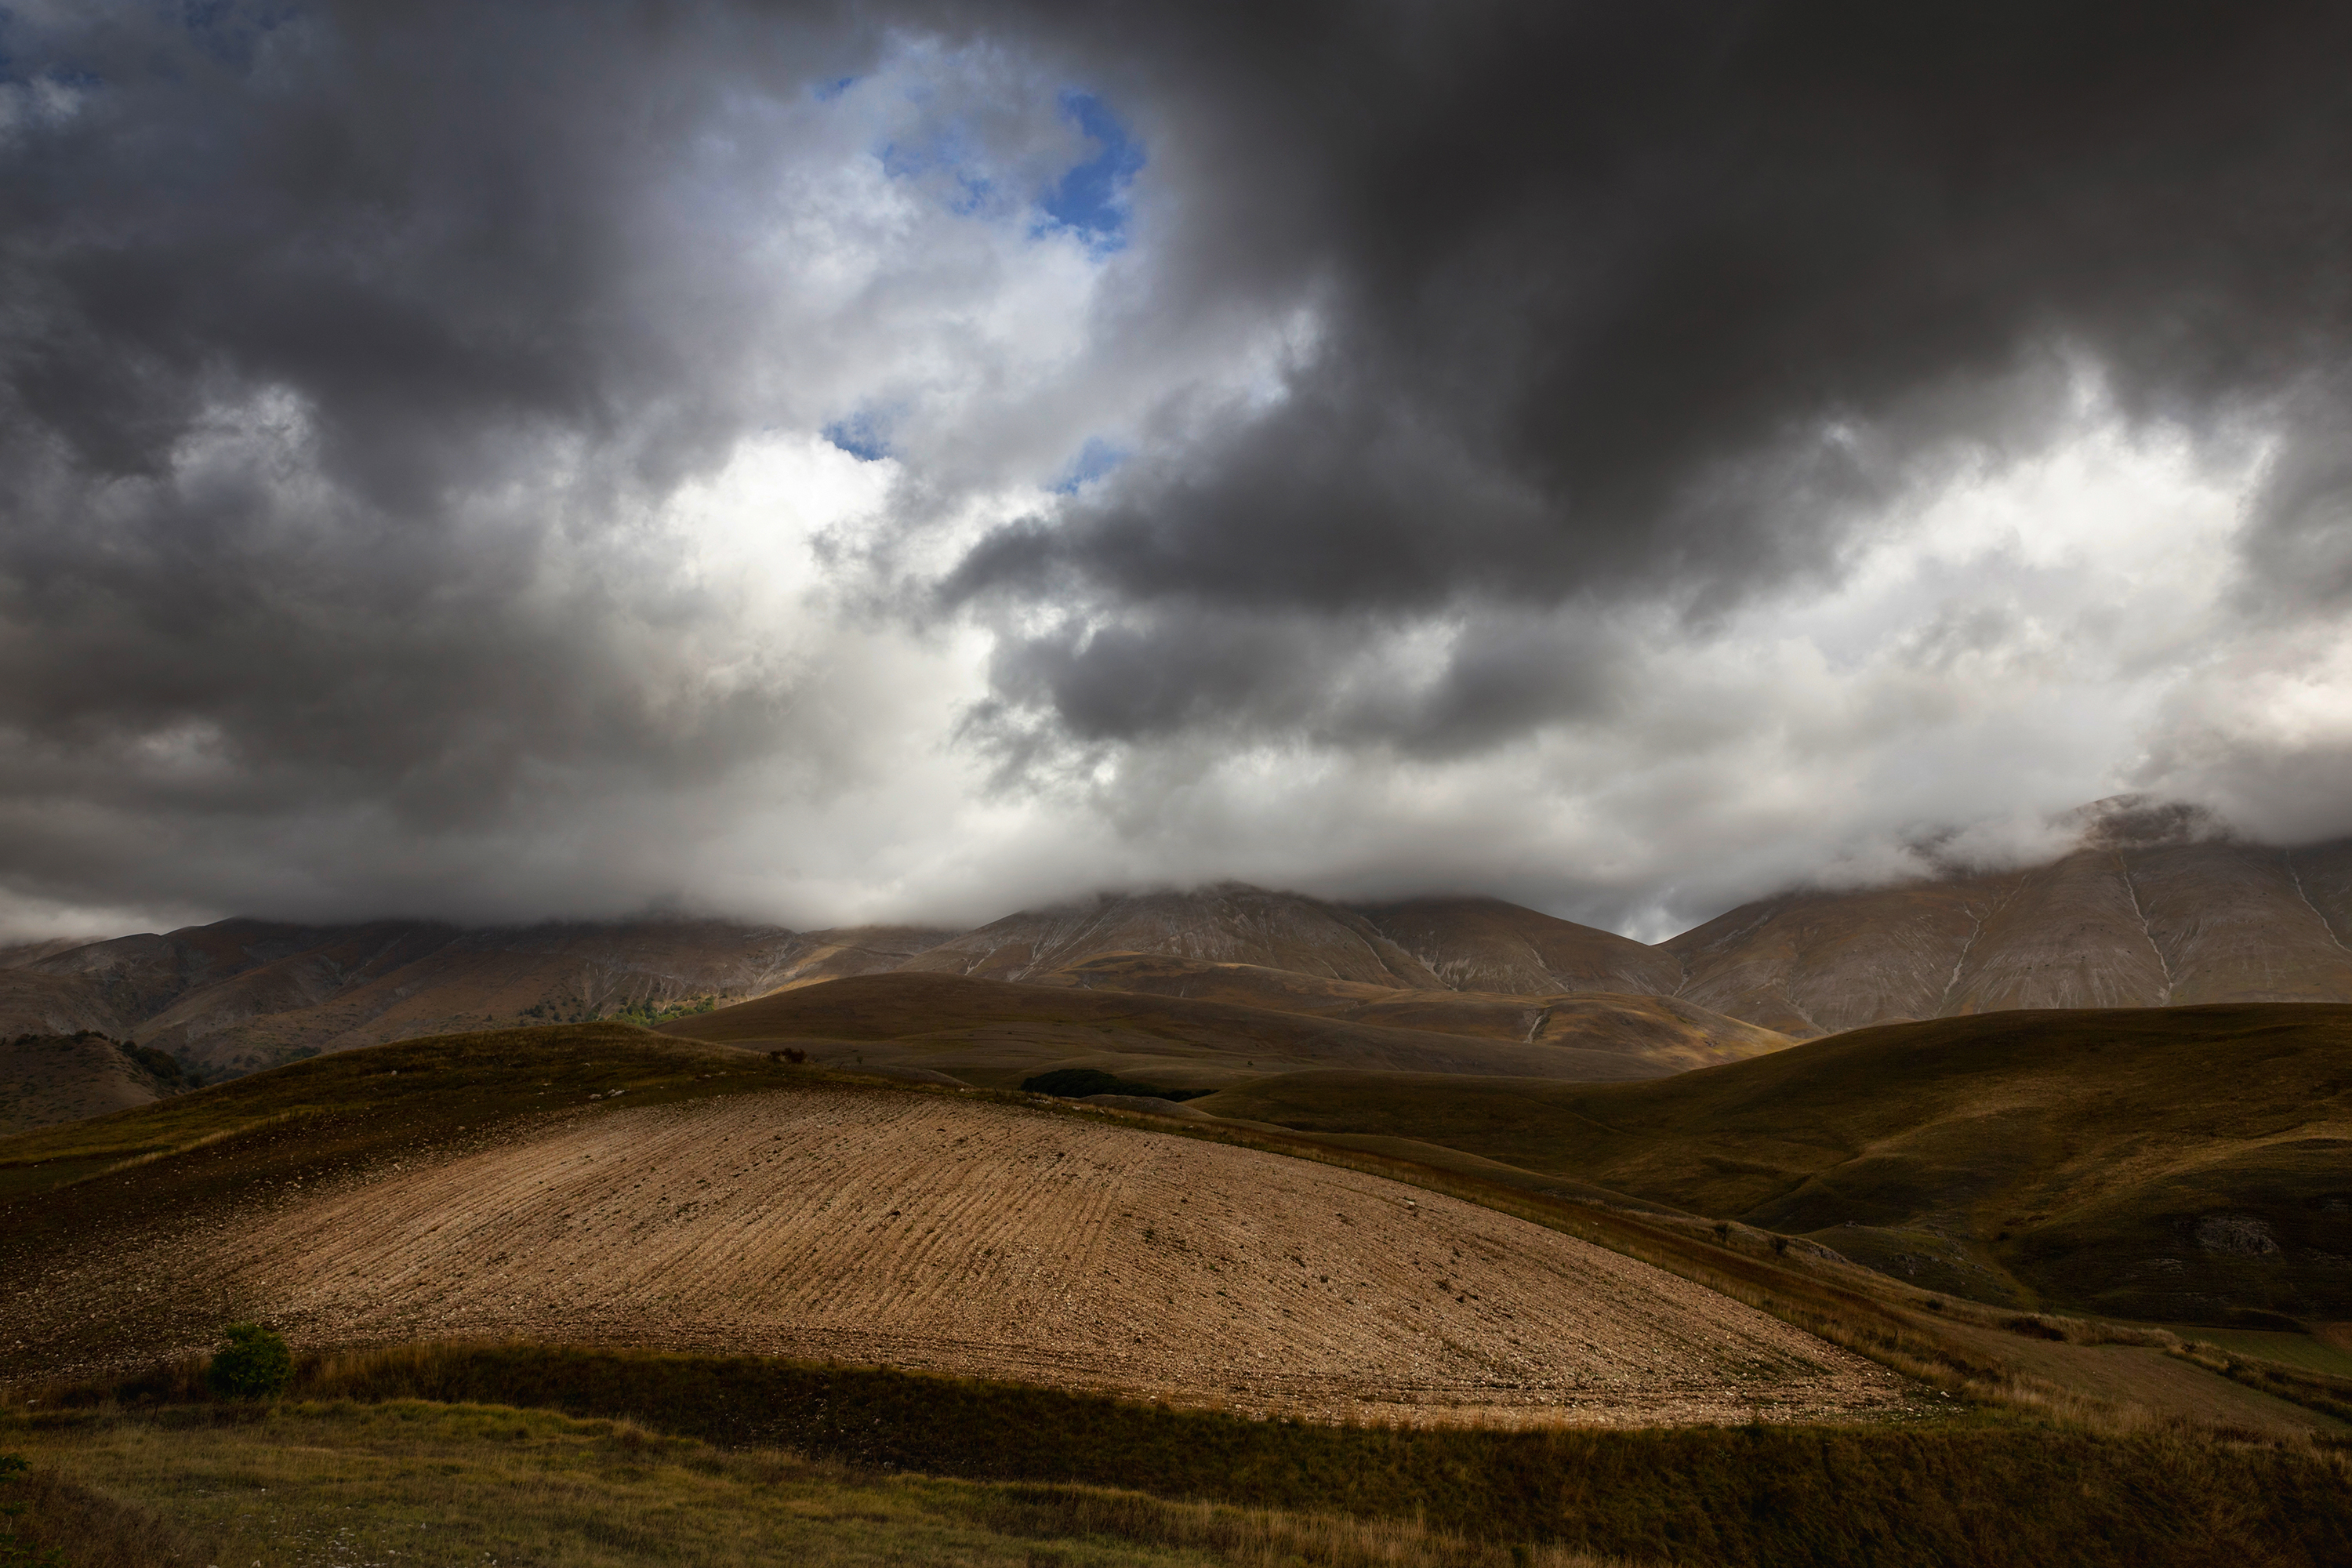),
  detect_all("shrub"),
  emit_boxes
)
[117,1041,185,1086]
[1020,1068,1210,1102]
[208,1323,293,1400]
